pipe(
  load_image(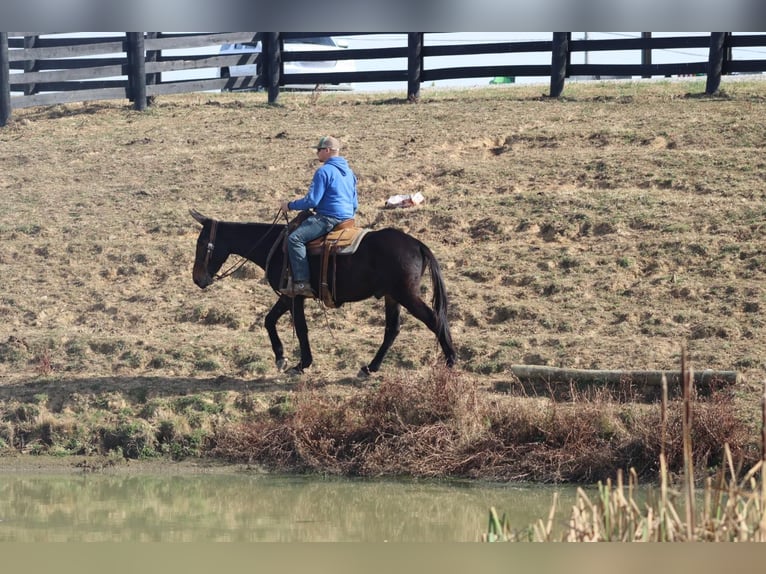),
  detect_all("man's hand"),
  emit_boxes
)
[279,200,290,214]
